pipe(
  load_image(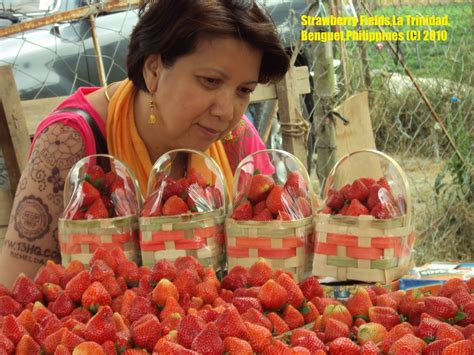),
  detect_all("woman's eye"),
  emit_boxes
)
[239,87,254,95]
[200,77,220,87]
